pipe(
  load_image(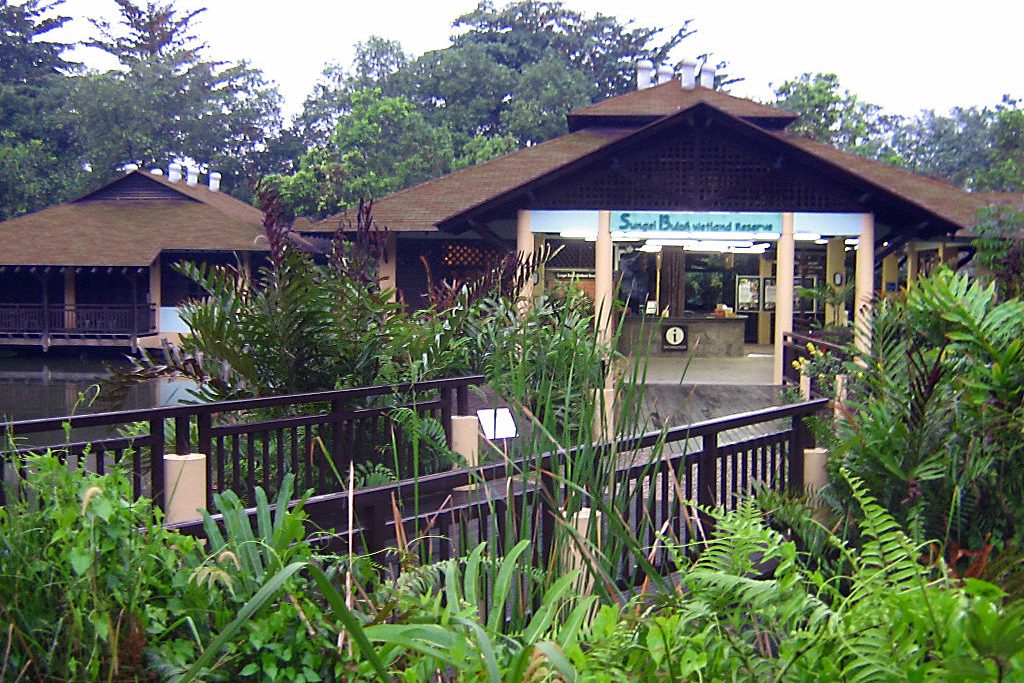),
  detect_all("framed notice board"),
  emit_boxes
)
[735,276,761,312]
